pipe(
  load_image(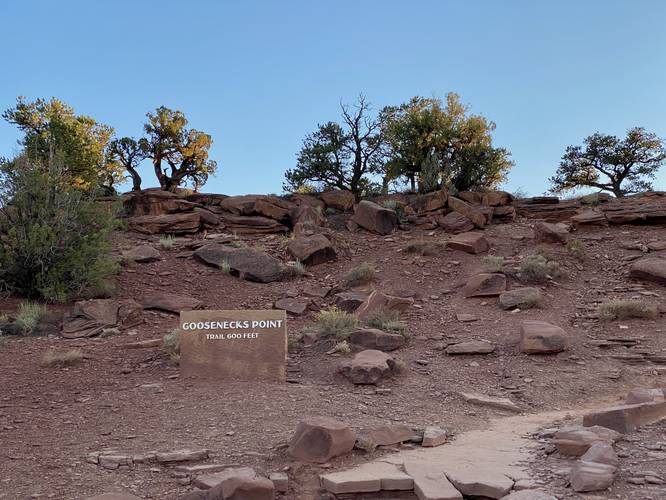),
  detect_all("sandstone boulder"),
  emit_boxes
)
[129,212,203,234]
[274,297,311,315]
[463,273,506,297]
[500,491,558,500]
[354,290,413,320]
[339,349,399,385]
[447,196,486,228]
[288,416,356,463]
[625,387,665,404]
[457,191,484,204]
[141,292,203,314]
[534,221,569,244]
[287,234,336,266]
[352,200,398,235]
[499,288,542,310]
[446,468,514,499]
[580,442,619,466]
[445,340,495,355]
[217,214,287,234]
[320,190,355,211]
[570,461,616,493]
[552,425,621,457]
[422,426,448,447]
[123,244,161,263]
[123,189,198,216]
[349,328,405,351]
[629,257,666,285]
[356,424,415,450]
[62,299,143,339]
[520,320,569,354]
[334,291,369,313]
[410,190,448,213]
[437,211,474,234]
[582,401,666,433]
[194,244,284,283]
[492,205,517,223]
[447,232,489,254]
[482,191,513,207]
